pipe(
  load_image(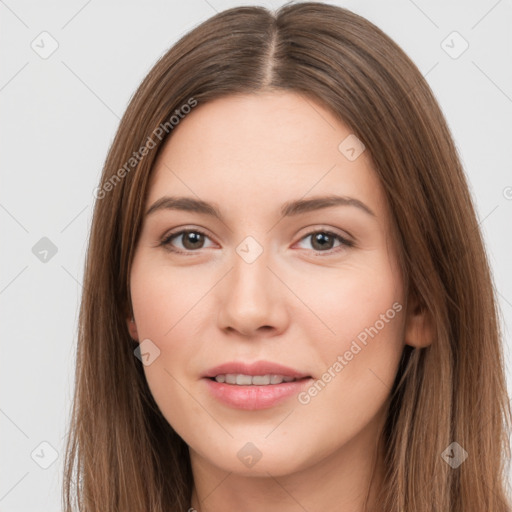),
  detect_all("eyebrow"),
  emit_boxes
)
[145,194,376,219]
